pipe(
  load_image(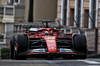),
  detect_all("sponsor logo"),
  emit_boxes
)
[46,37,55,39]
[48,40,55,42]
[52,49,54,52]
